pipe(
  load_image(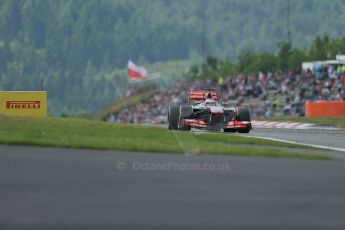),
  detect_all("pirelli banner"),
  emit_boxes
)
[0,91,47,117]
